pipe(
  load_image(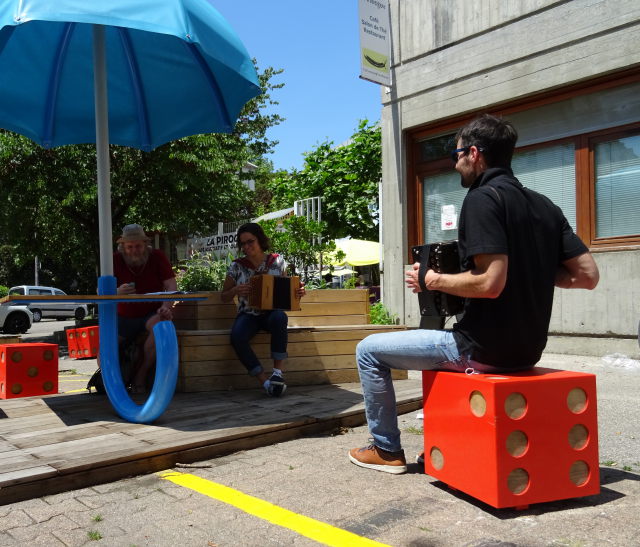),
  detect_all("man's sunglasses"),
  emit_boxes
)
[450,146,484,163]
[450,147,470,163]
